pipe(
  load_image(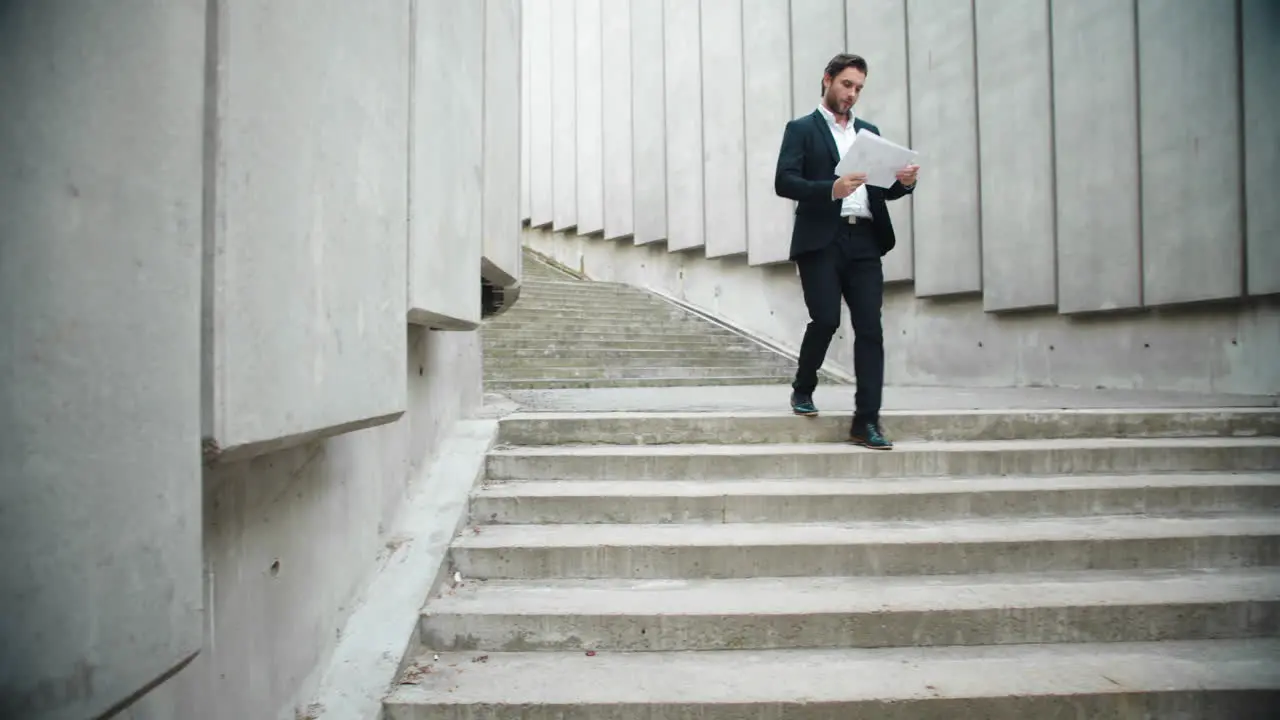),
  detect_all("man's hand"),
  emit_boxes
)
[896,164,920,187]
[832,173,867,200]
